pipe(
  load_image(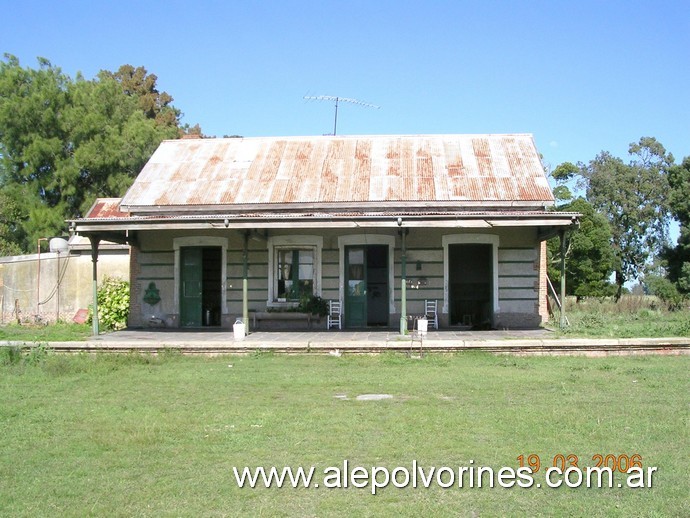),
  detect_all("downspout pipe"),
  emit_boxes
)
[559,228,567,329]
